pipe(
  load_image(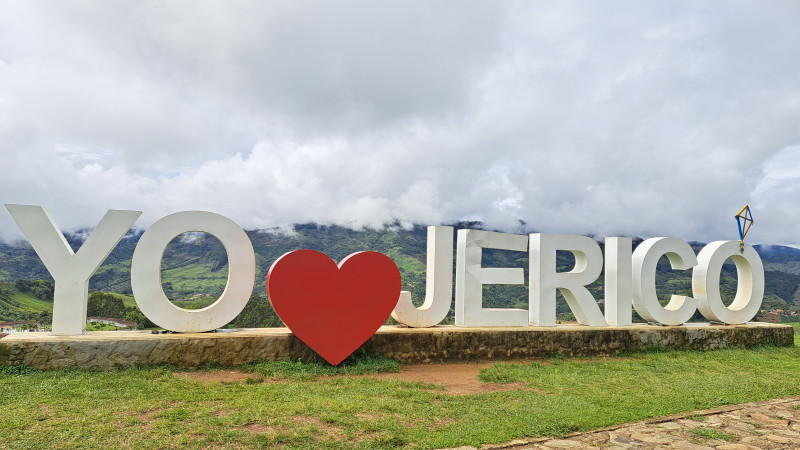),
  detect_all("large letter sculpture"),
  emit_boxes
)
[391,226,453,327]
[693,241,764,324]
[130,211,255,333]
[632,237,698,325]
[529,234,606,326]
[5,205,141,335]
[2,202,771,333]
[604,237,633,326]
[455,229,528,327]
